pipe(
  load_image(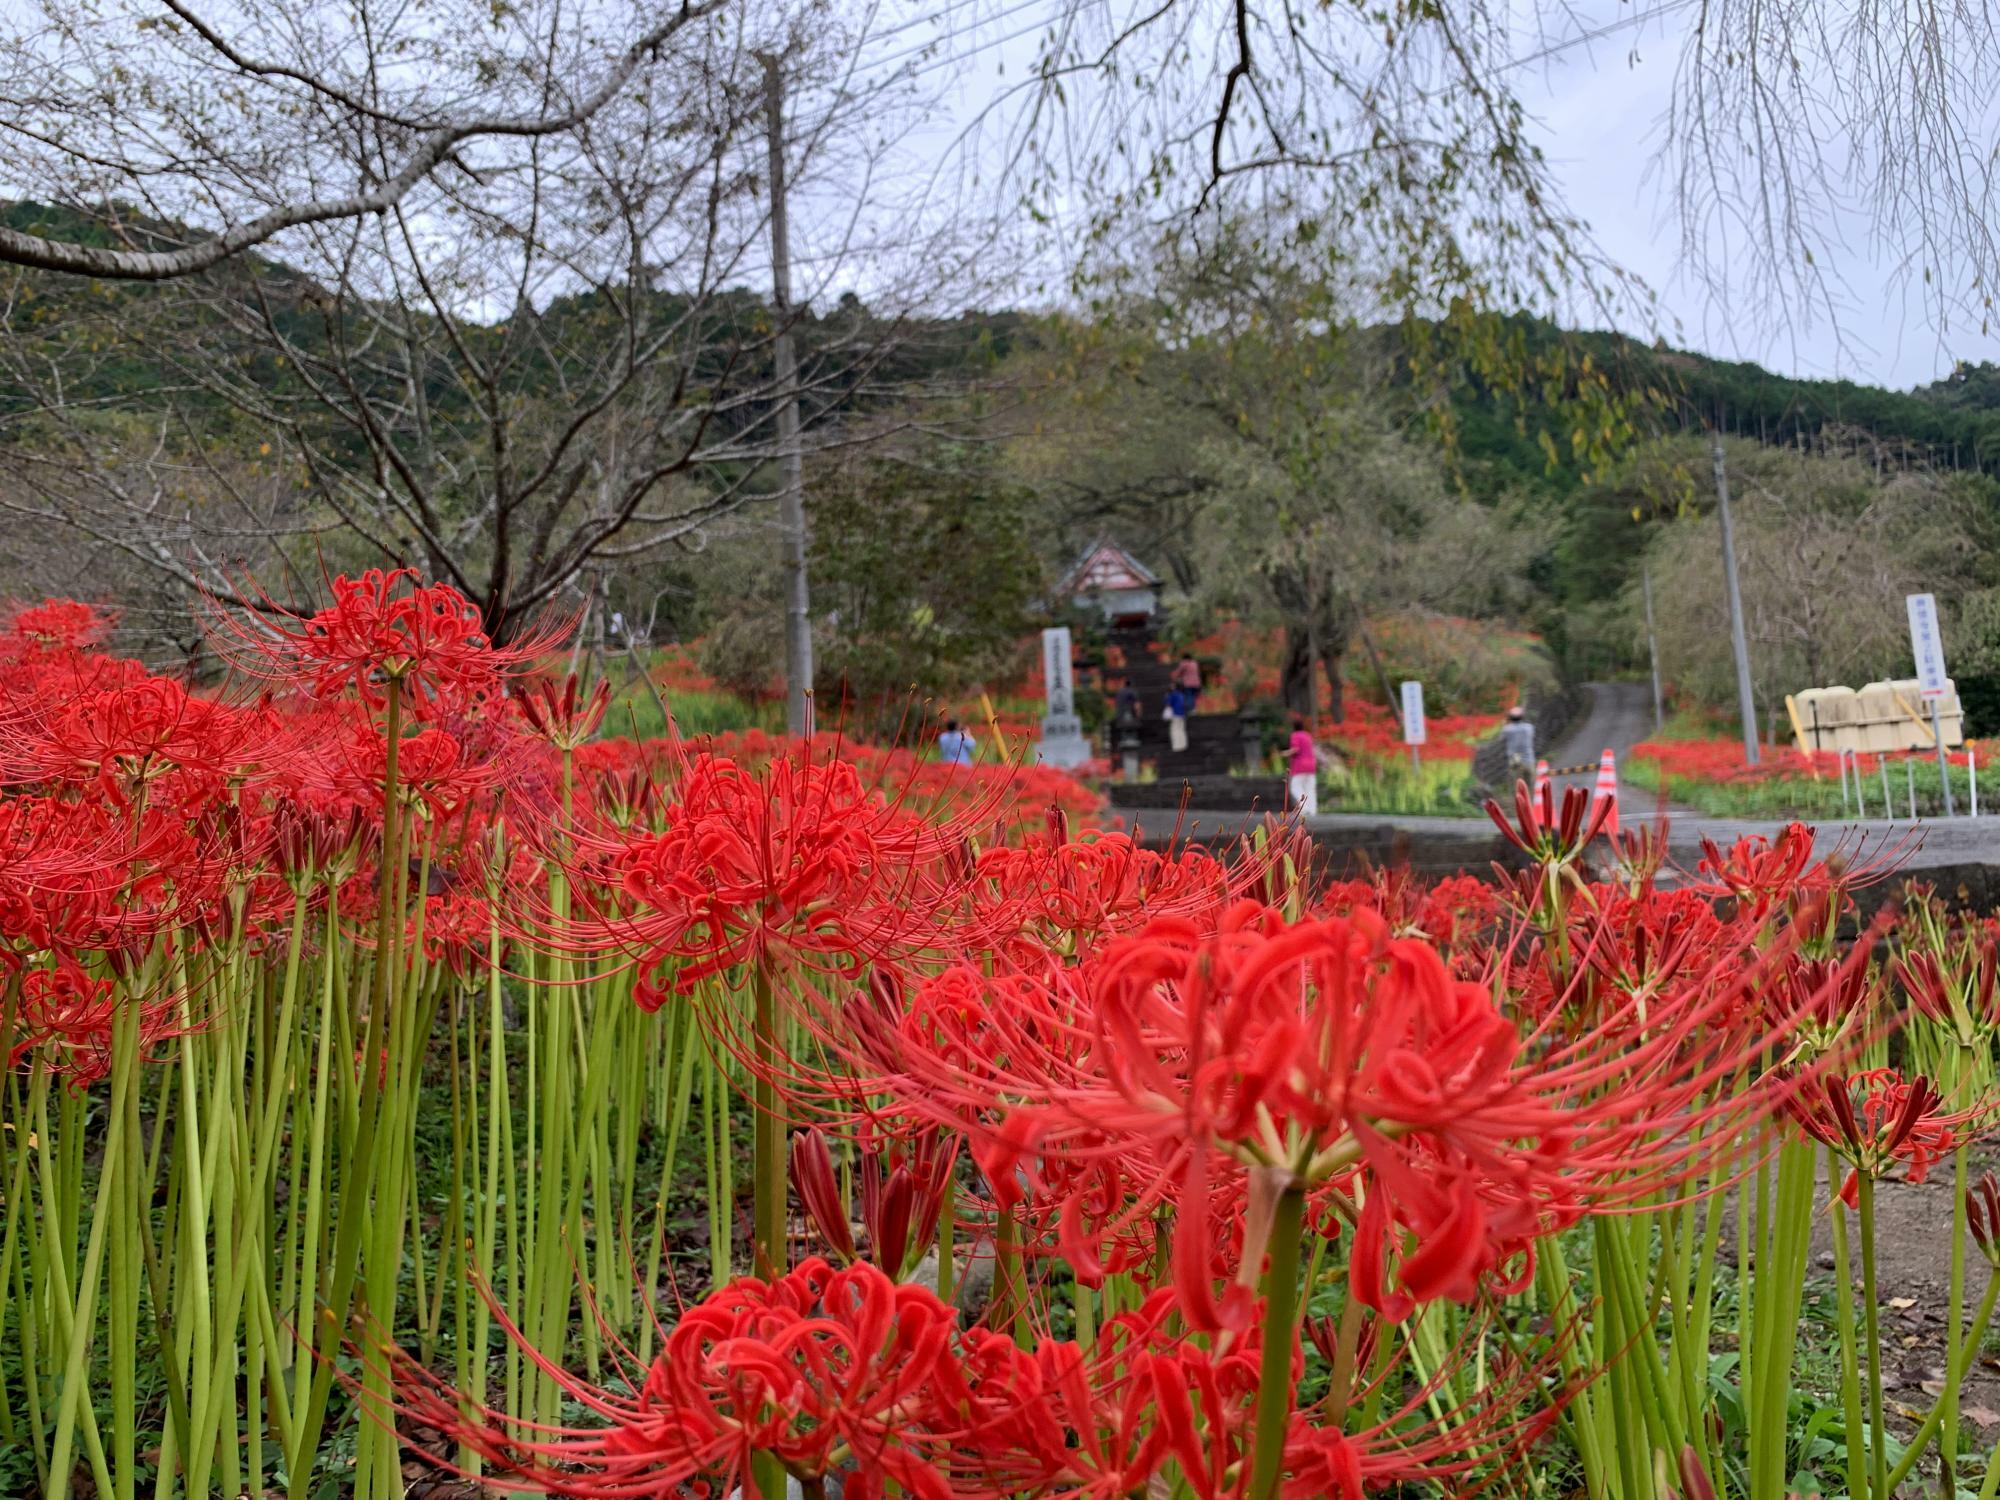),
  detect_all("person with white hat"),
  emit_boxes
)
[1499,704,1535,782]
